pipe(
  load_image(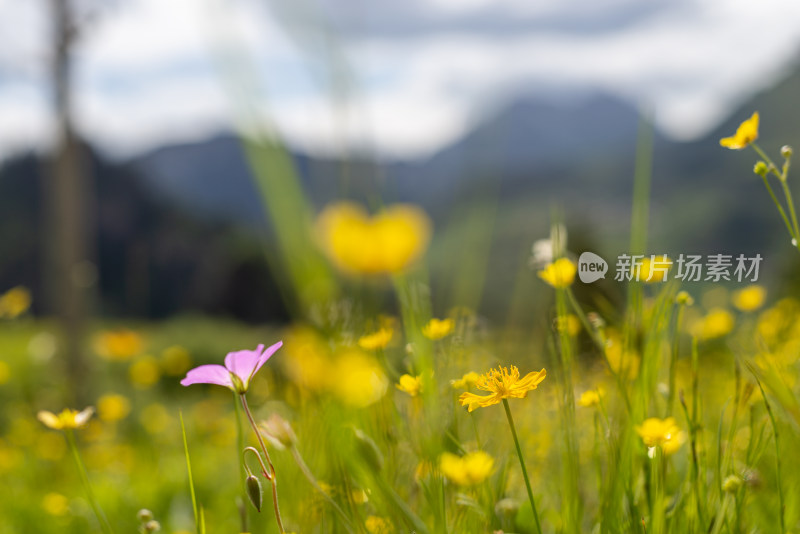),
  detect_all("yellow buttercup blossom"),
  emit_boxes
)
[0,286,31,319]
[692,308,735,340]
[329,350,388,408]
[636,417,685,455]
[604,330,640,379]
[637,255,672,282]
[358,327,393,350]
[538,258,576,288]
[396,374,422,397]
[317,202,432,275]
[733,285,766,312]
[365,516,394,534]
[577,388,604,407]
[720,112,759,150]
[556,314,582,336]
[37,407,94,430]
[97,394,132,422]
[422,318,454,340]
[94,329,144,361]
[459,365,546,412]
[439,450,494,486]
[41,493,70,516]
[450,371,480,389]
